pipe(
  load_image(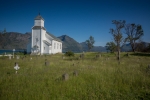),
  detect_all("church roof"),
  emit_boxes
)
[43,40,51,46]
[32,26,46,30]
[46,32,62,42]
[34,14,44,21]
